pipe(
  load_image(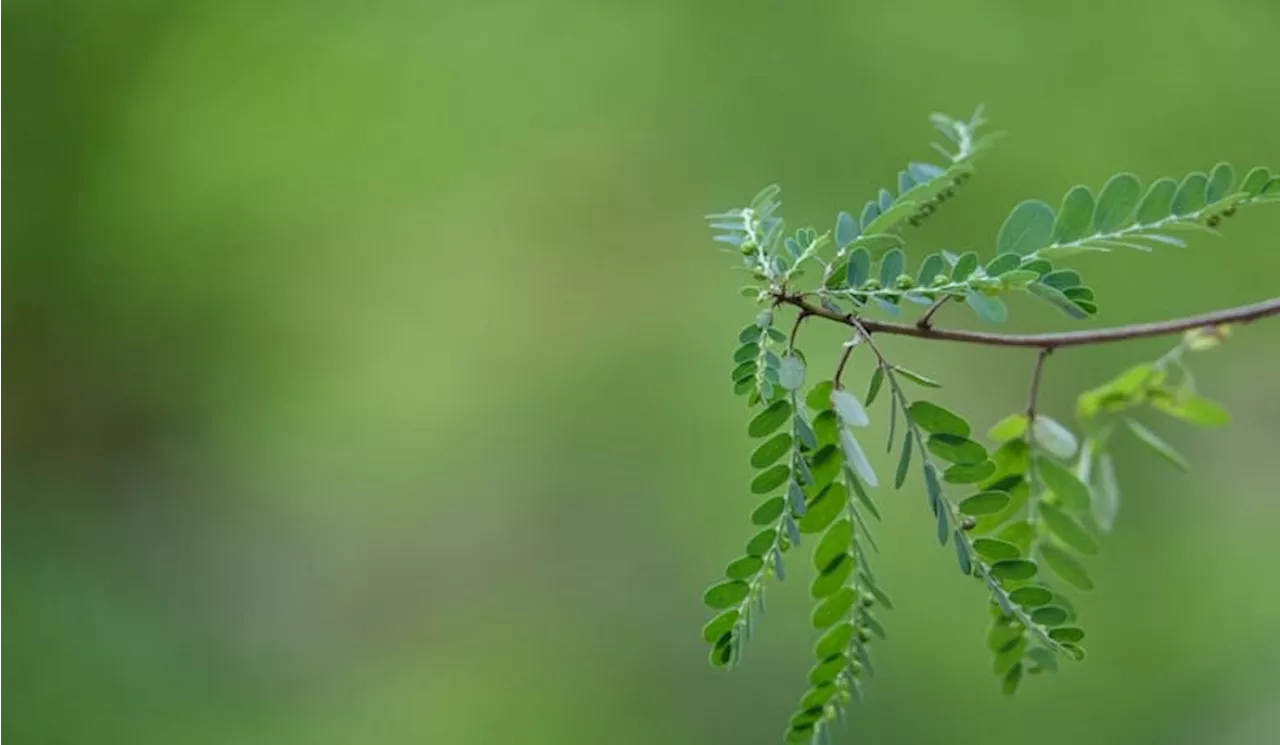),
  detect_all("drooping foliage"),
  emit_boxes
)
[702,109,1278,744]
